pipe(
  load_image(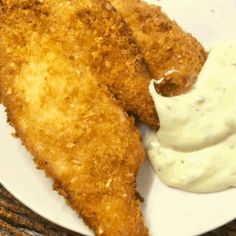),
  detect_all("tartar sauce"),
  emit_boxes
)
[144,40,236,193]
